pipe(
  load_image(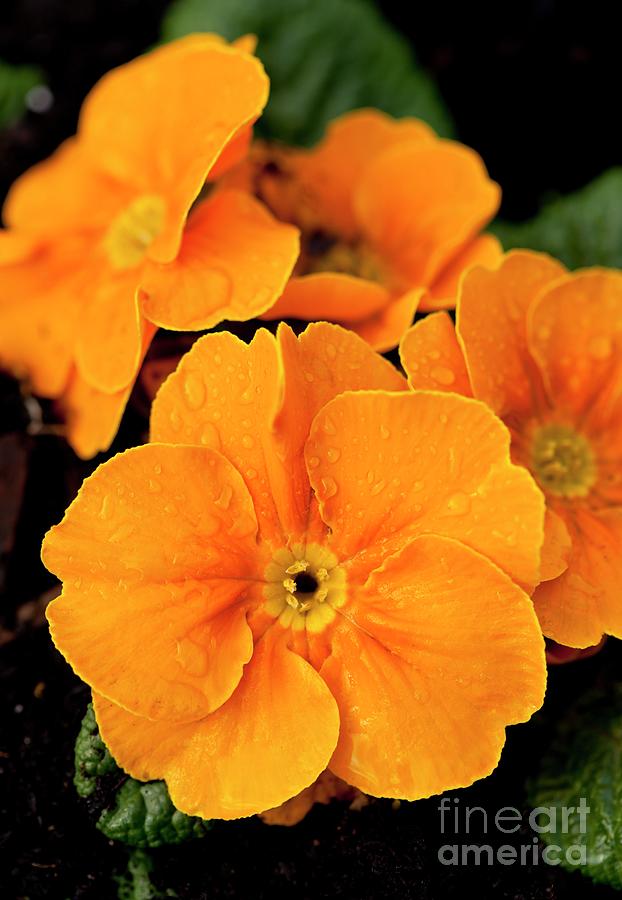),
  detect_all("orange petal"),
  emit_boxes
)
[291,109,435,239]
[540,507,572,582]
[262,273,391,324]
[140,190,299,331]
[353,288,423,352]
[399,311,472,396]
[0,240,86,396]
[43,444,262,719]
[422,233,503,312]
[150,329,287,546]
[356,141,500,287]
[3,138,129,236]
[75,265,145,393]
[93,626,340,819]
[533,506,622,648]
[151,324,407,546]
[322,535,545,799]
[260,771,365,826]
[527,269,622,430]
[274,322,407,542]
[306,391,545,589]
[78,39,269,263]
[457,251,566,419]
[42,443,260,585]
